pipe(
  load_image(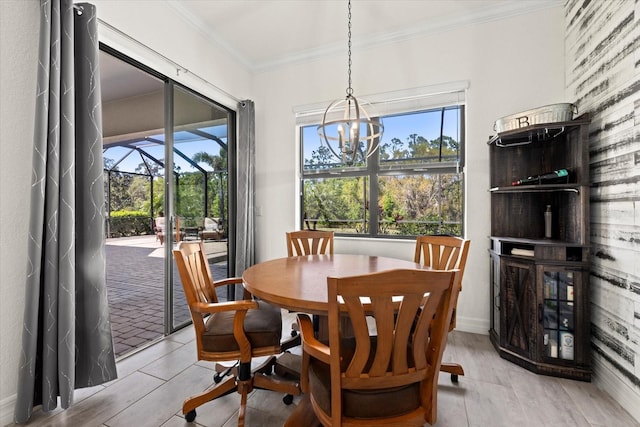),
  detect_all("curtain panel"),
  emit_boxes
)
[15,1,116,423]
[234,100,255,299]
